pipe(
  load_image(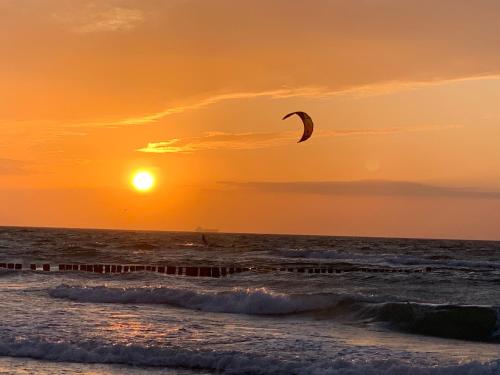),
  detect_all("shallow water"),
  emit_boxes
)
[0,227,499,374]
